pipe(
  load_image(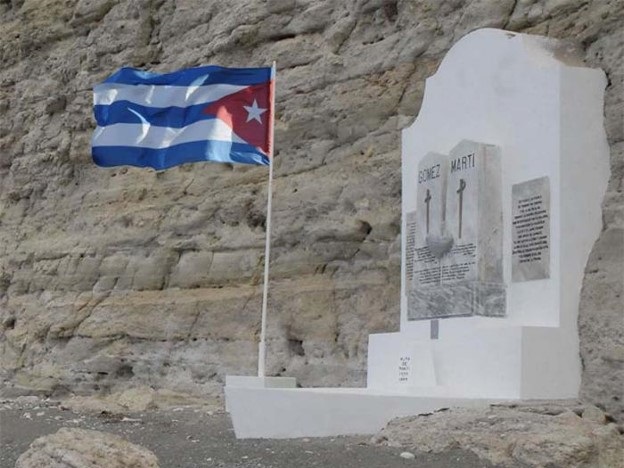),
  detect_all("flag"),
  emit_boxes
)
[92,65,274,170]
